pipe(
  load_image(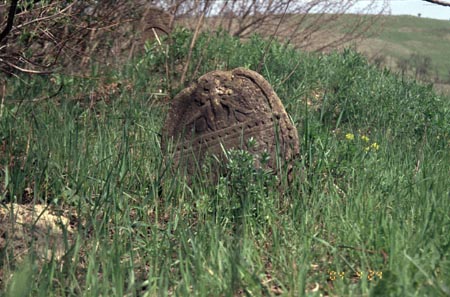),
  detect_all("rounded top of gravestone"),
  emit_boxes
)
[161,67,299,178]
